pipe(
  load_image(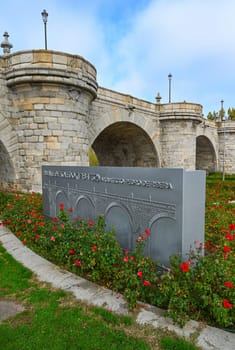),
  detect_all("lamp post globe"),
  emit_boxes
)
[168,73,172,103]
